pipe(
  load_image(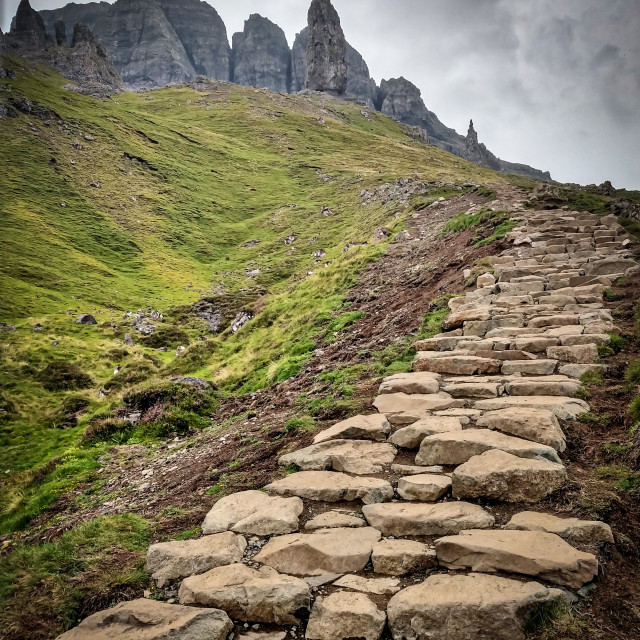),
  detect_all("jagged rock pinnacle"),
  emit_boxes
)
[305,0,347,95]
